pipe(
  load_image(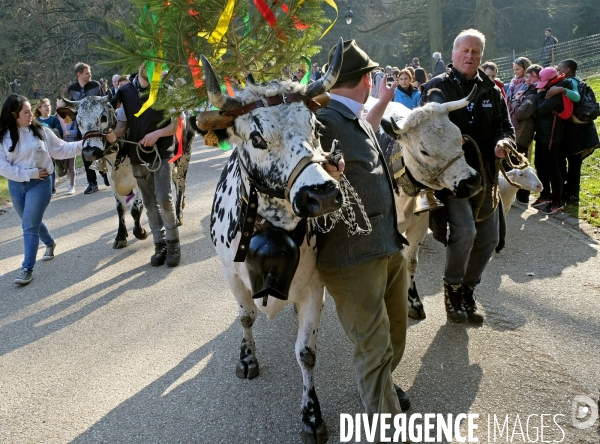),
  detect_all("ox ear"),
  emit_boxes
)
[200,55,243,112]
[381,117,409,137]
[61,97,80,109]
[442,84,477,113]
[305,37,344,98]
